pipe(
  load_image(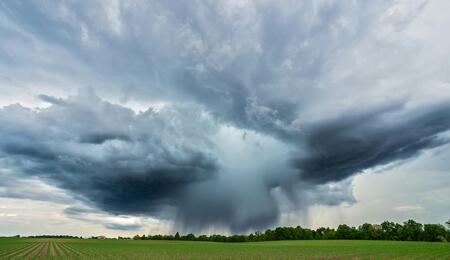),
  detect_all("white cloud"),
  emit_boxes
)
[394,205,424,213]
